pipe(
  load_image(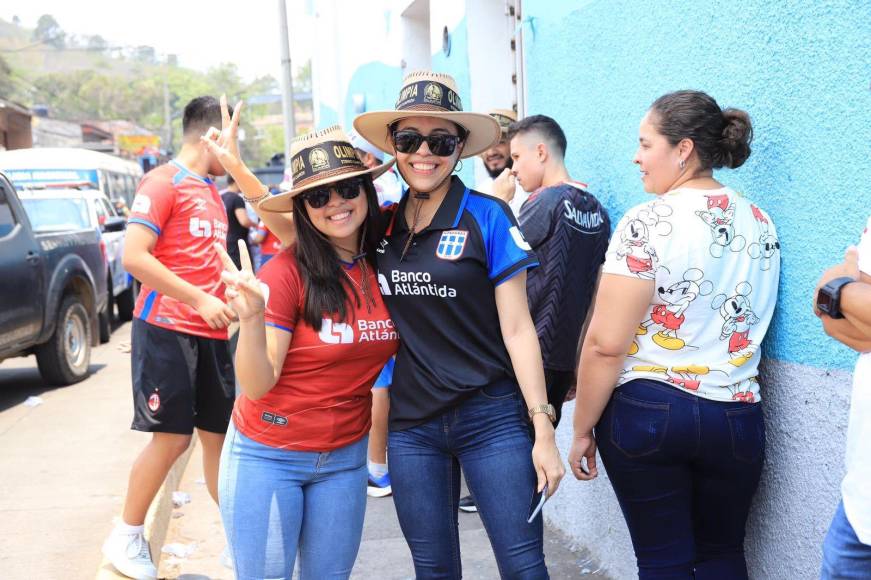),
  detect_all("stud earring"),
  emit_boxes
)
[678,159,686,170]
